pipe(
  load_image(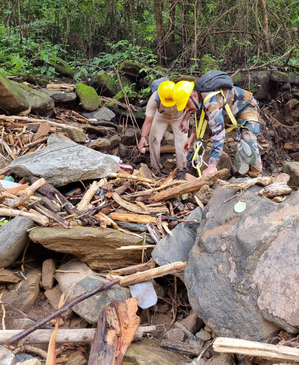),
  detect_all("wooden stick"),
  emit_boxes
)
[33,203,70,228]
[109,260,155,276]
[0,115,83,131]
[109,173,154,184]
[213,337,299,362]
[110,213,157,225]
[9,178,46,208]
[160,339,200,356]
[77,180,105,211]
[148,169,228,201]
[117,245,155,250]
[0,326,158,344]
[119,261,187,286]
[0,208,49,226]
